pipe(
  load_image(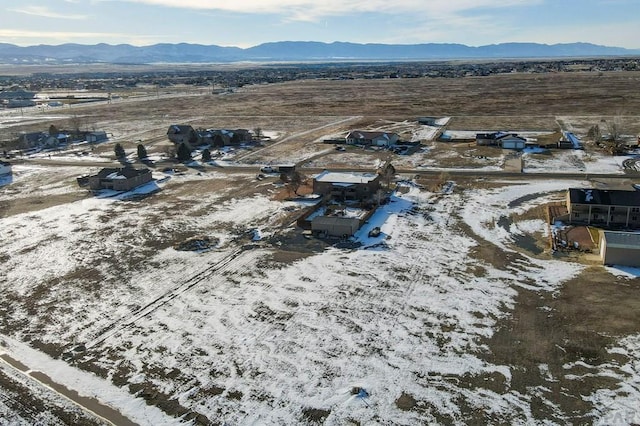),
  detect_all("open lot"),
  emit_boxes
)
[1,69,640,424]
